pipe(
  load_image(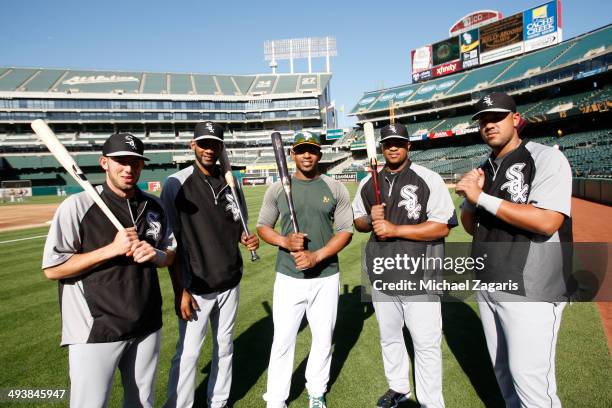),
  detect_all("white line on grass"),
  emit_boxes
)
[0,235,47,244]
